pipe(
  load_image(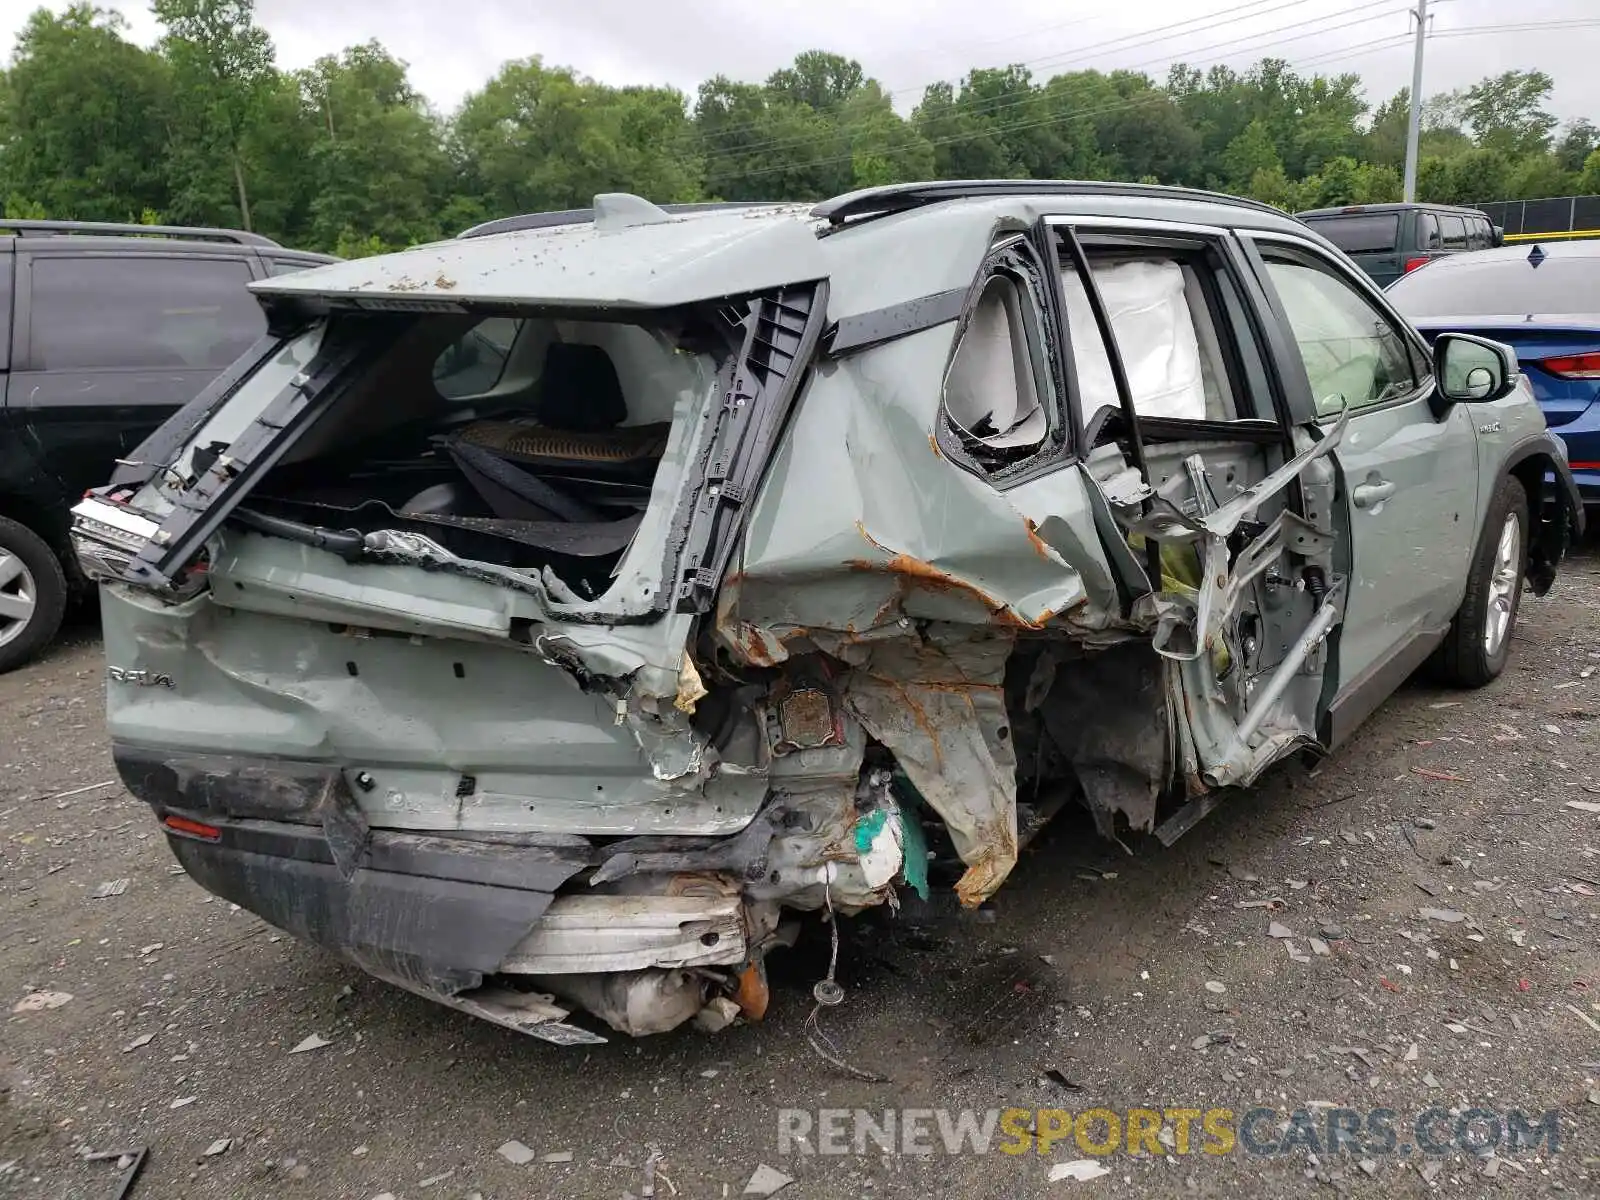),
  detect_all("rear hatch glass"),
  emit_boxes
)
[1303,213,1400,254]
